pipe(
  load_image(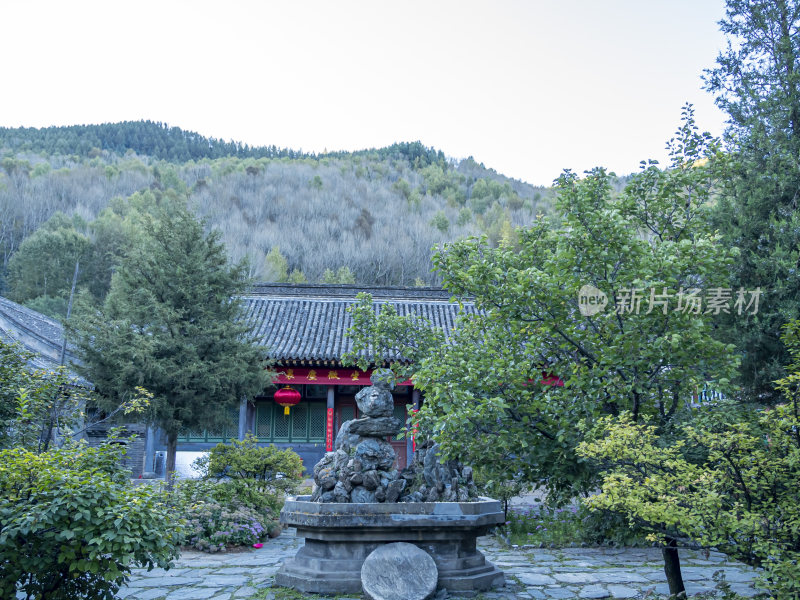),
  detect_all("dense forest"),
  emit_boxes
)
[0,122,553,318]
